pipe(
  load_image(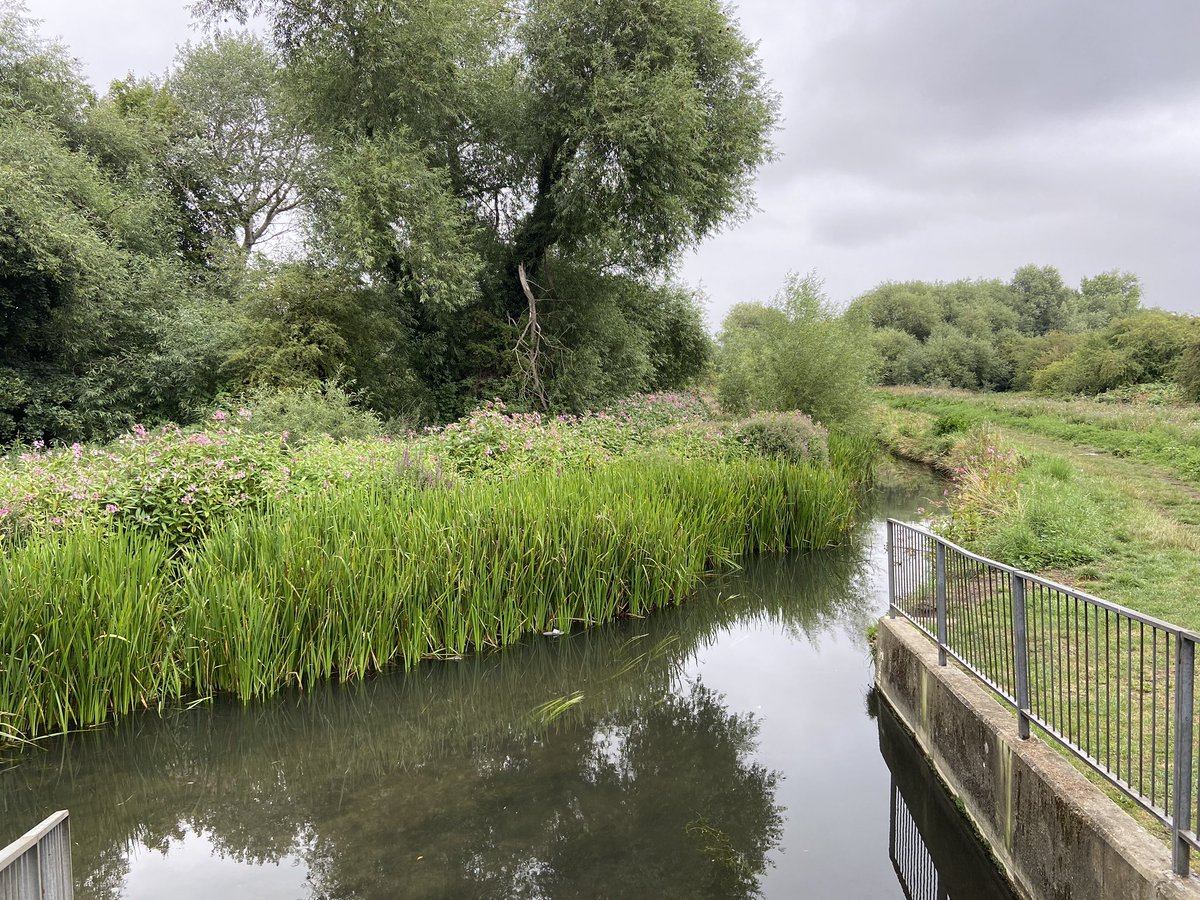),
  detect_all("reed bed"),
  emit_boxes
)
[0,456,856,741]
